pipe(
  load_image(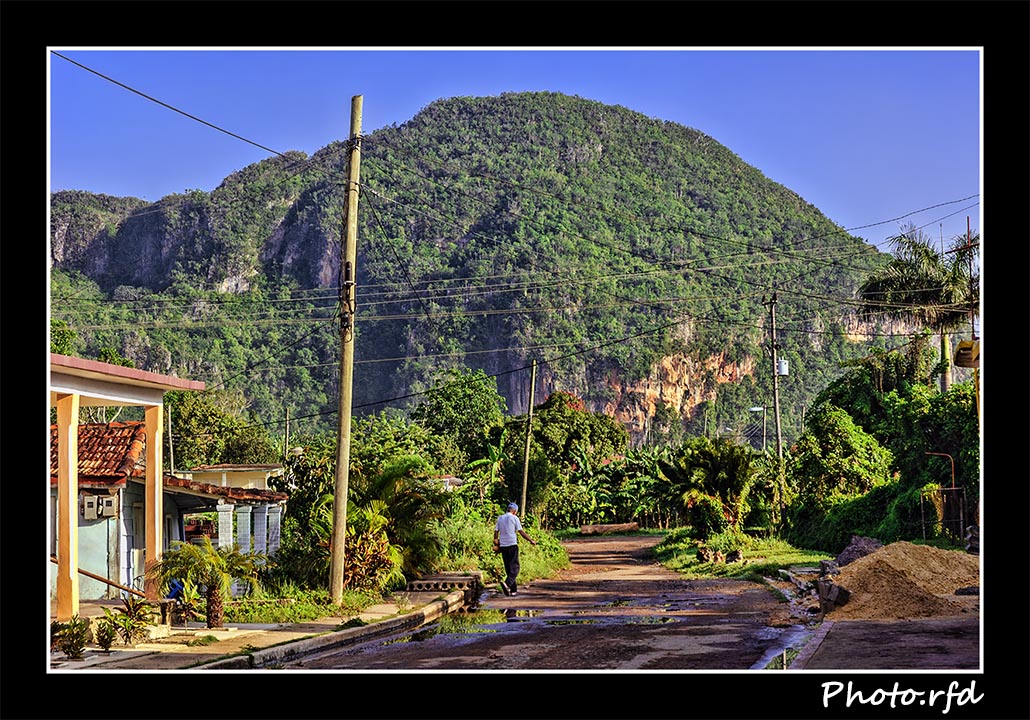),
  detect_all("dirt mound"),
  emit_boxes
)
[829,541,980,620]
